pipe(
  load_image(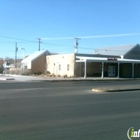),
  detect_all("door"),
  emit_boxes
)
[108,66,116,77]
